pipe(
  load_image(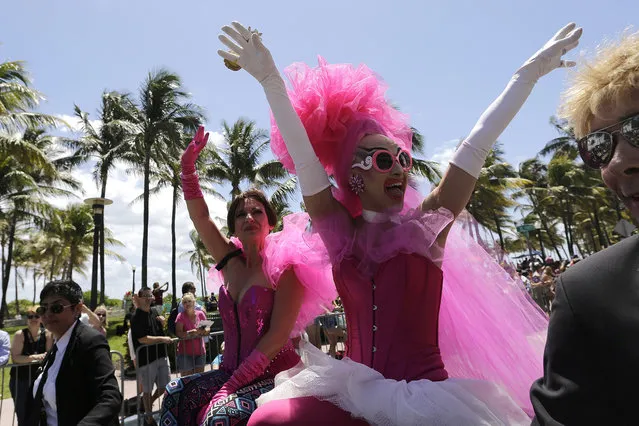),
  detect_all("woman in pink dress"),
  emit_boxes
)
[215,21,582,425]
[175,293,209,376]
[160,134,336,425]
